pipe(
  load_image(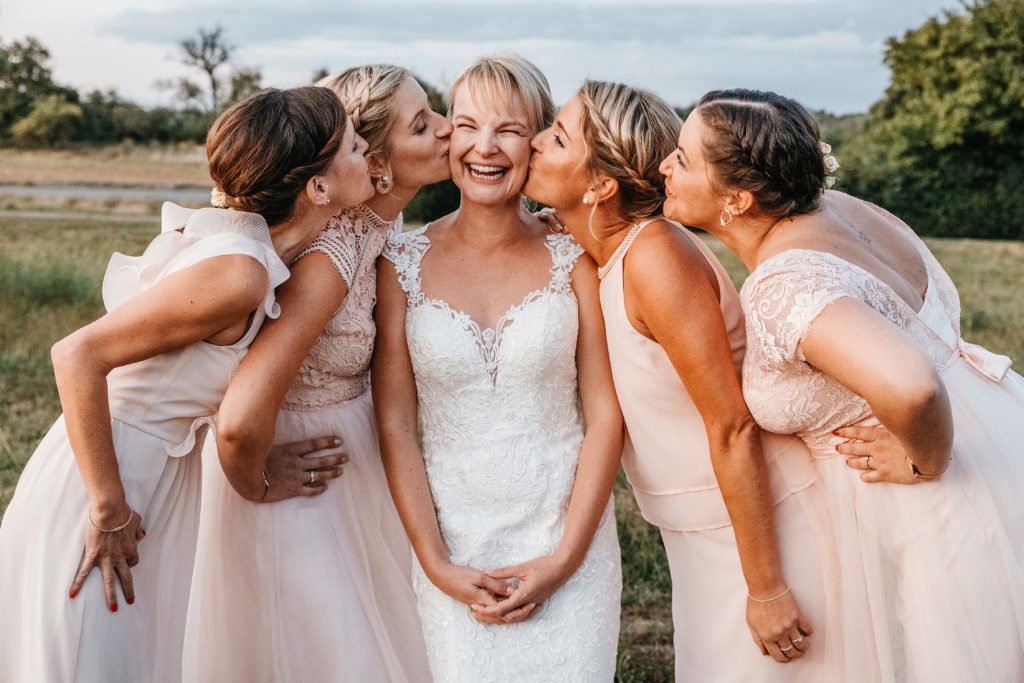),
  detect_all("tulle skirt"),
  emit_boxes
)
[810,358,1024,682]
[0,415,202,683]
[183,391,430,682]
